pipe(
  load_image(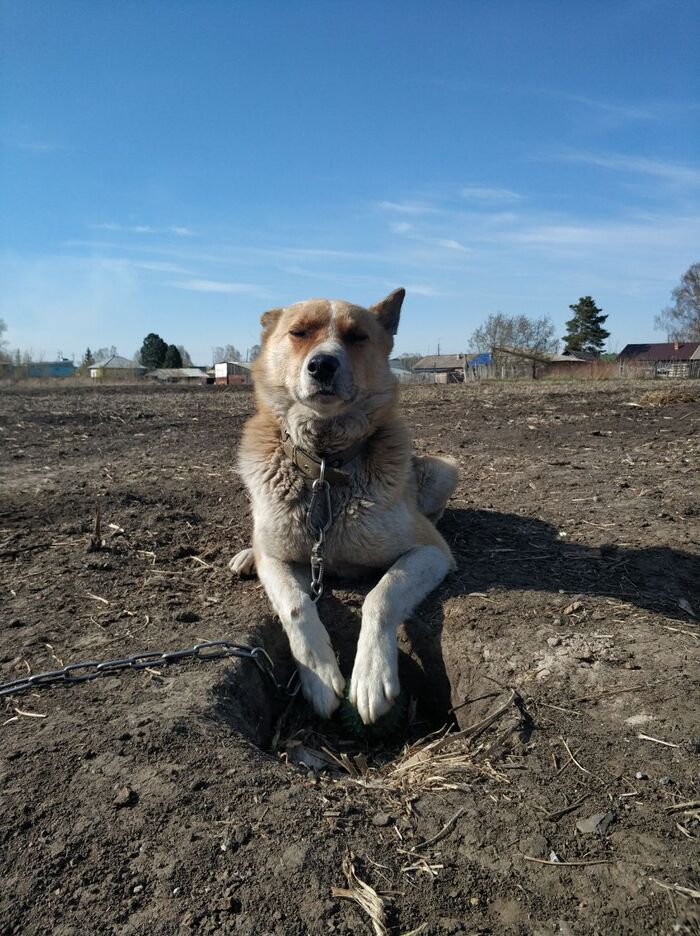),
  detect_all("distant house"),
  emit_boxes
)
[145,367,211,384]
[617,342,700,378]
[25,359,76,378]
[89,356,146,380]
[214,361,253,385]
[412,354,467,382]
